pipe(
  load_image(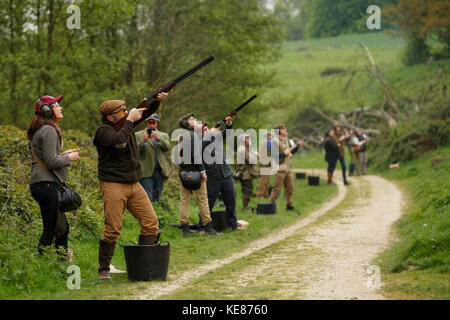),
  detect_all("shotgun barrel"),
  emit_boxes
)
[113,55,215,131]
[215,94,257,128]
